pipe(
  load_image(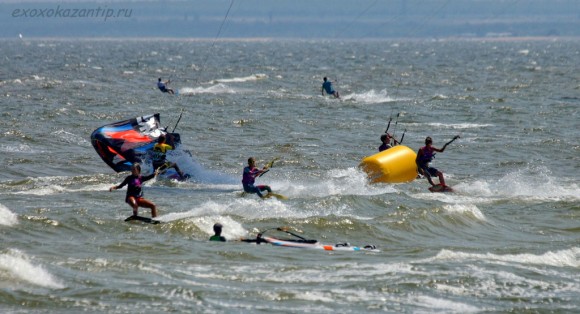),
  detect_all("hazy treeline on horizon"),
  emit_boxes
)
[2,0,580,39]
